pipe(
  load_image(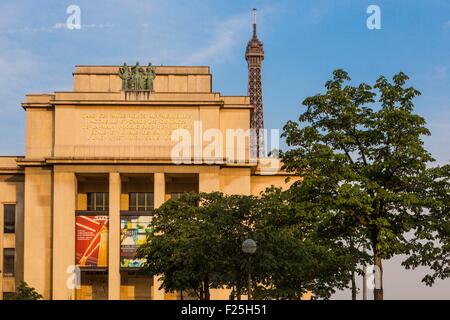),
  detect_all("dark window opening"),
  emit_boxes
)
[3,248,15,277]
[3,204,15,233]
[87,192,109,211]
[128,192,154,211]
